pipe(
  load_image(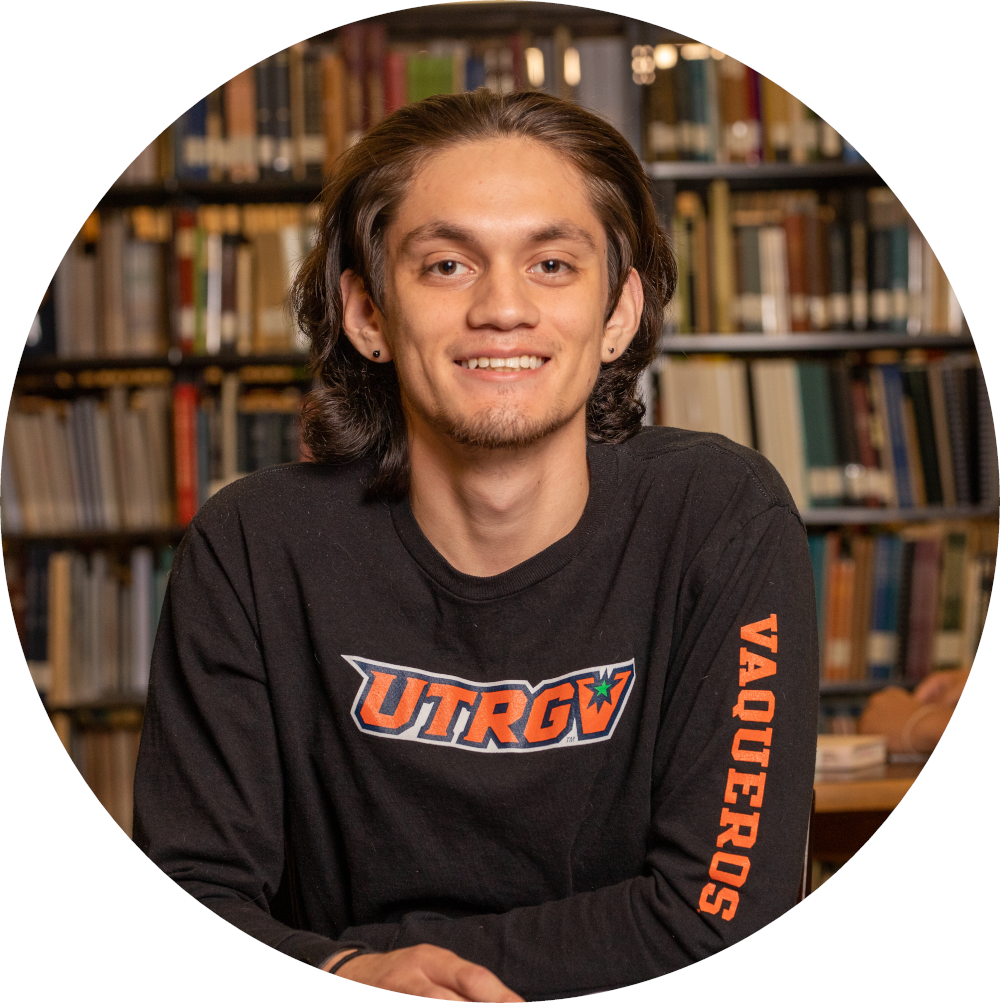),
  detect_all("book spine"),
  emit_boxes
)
[878,365,914,507]
[174,210,196,355]
[904,538,941,683]
[172,384,199,526]
[783,211,808,331]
